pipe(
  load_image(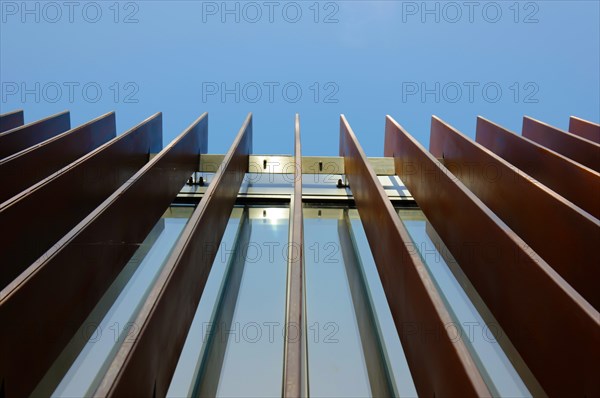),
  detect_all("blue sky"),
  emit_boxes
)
[1,1,599,156]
